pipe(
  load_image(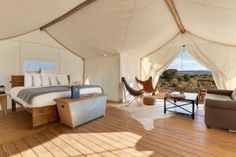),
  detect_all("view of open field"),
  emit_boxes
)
[157,69,217,94]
